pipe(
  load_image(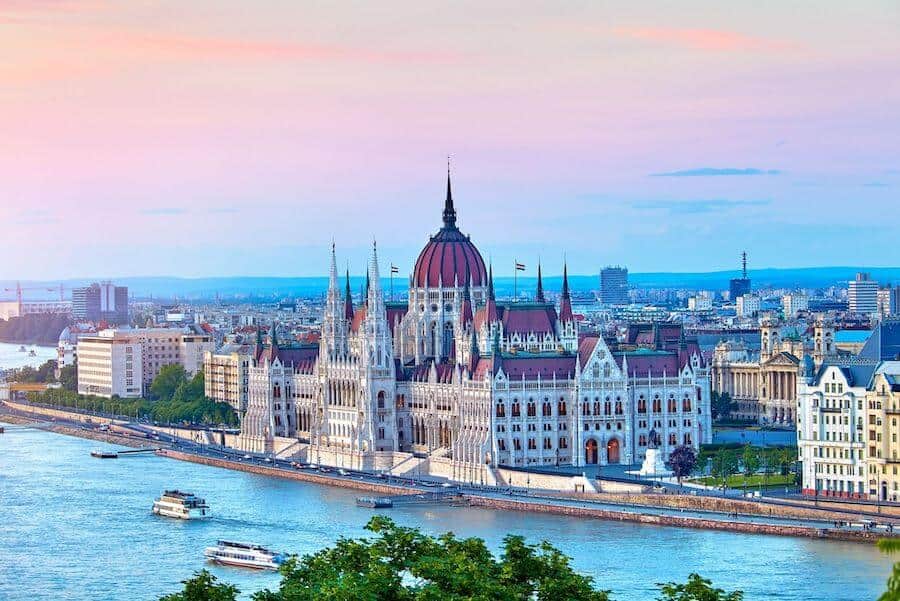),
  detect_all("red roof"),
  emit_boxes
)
[499,356,577,380]
[413,227,487,288]
[501,305,558,336]
[614,352,679,377]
